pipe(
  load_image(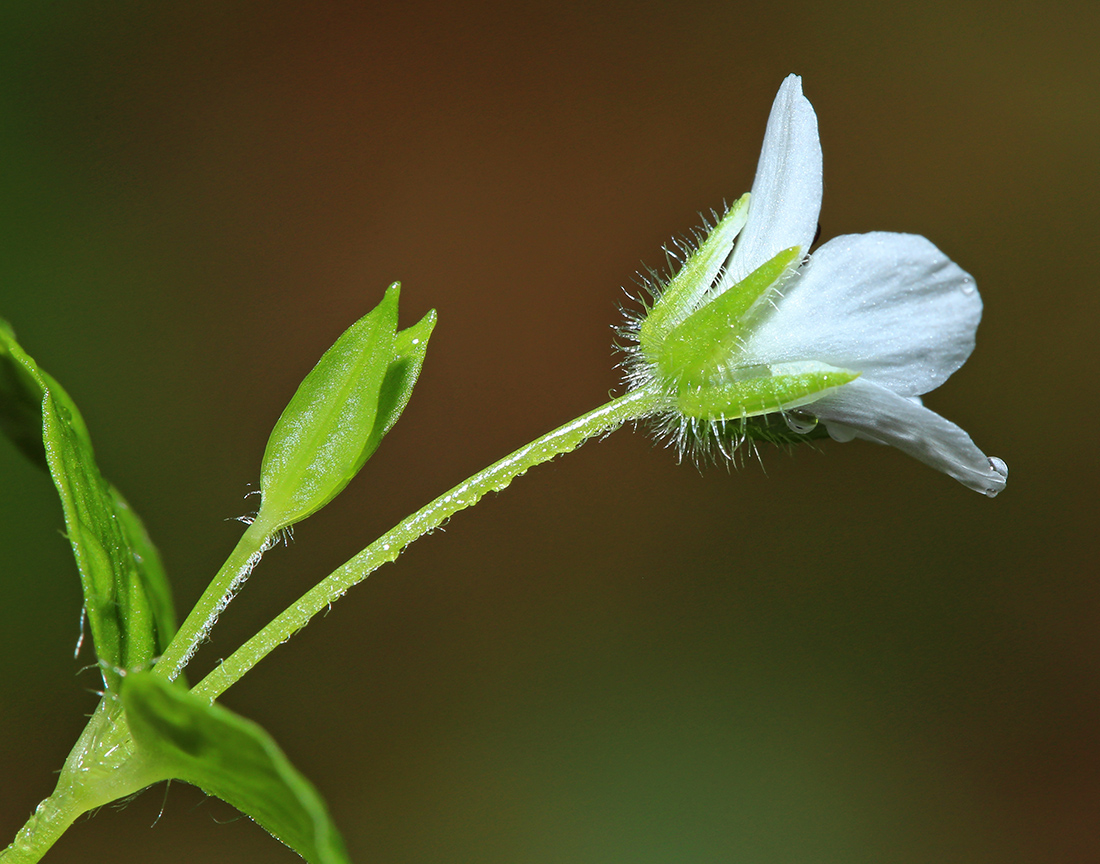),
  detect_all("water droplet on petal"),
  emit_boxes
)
[984,456,1008,497]
[783,411,818,434]
[825,421,857,443]
[960,276,976,295]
